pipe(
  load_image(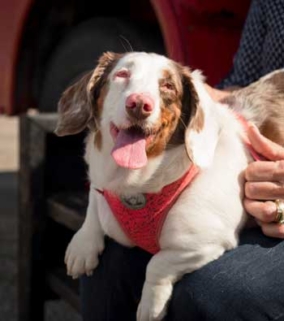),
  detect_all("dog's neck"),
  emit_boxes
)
[88,135,192,196]
[109,145,191,196]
